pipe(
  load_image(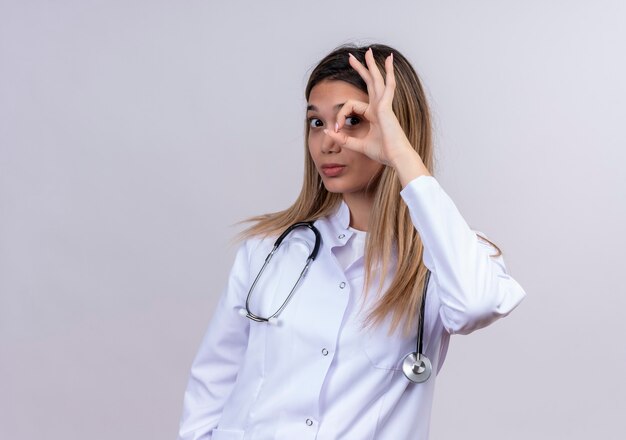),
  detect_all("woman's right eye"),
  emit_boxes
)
[308,118,323,128]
